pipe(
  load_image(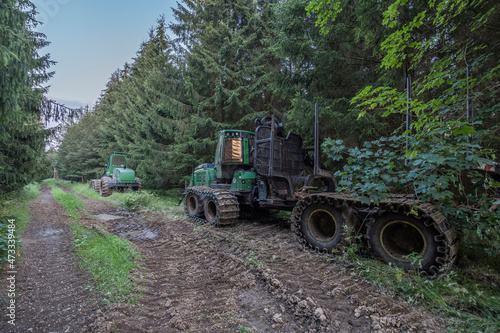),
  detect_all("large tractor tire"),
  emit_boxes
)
[135,177,142,191]
[296,201,348,252]
[185,191,205,217]
[367,213,441,273]
[90,179,101,192]
[184,187,239,226]
[99,177,113,197]
[94,180,101,192]
[202,190,239,226]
